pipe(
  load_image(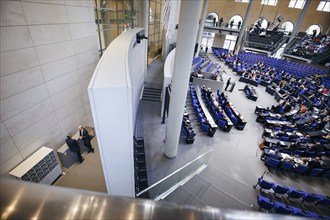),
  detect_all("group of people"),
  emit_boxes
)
[290,32,330,59]
[261,148,329,175]
[219,48,330,176]
[65,126,95,163]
